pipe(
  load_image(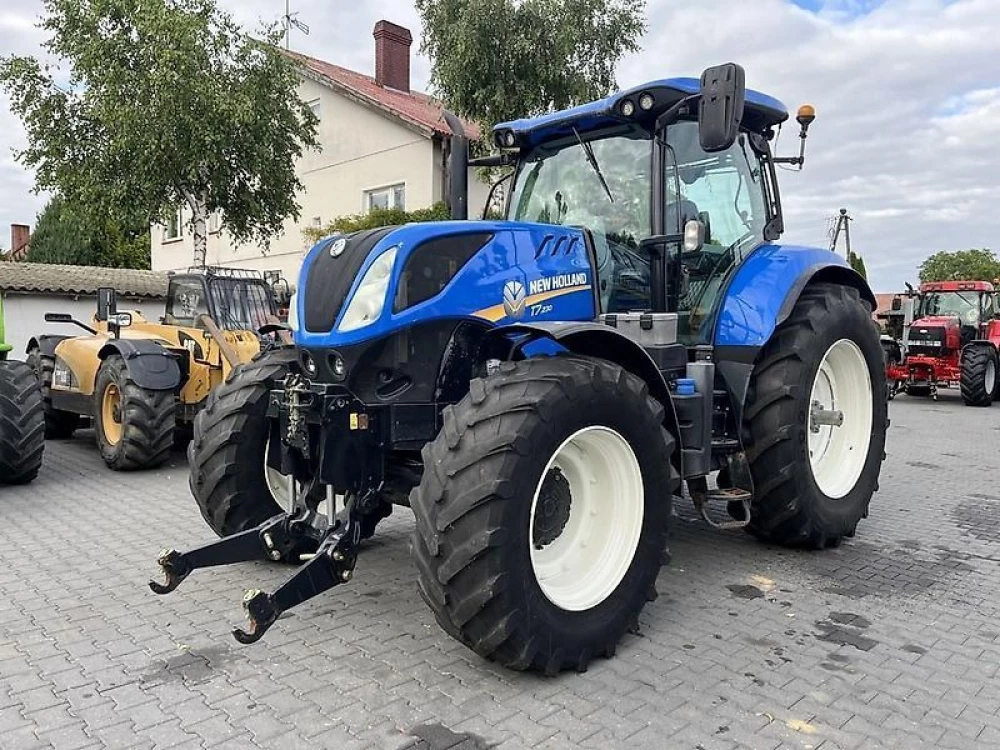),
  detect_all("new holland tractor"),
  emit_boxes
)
[0,295,44,484]
[884,280,999,406]
[28,267,284,470]
[152,64,888,673]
